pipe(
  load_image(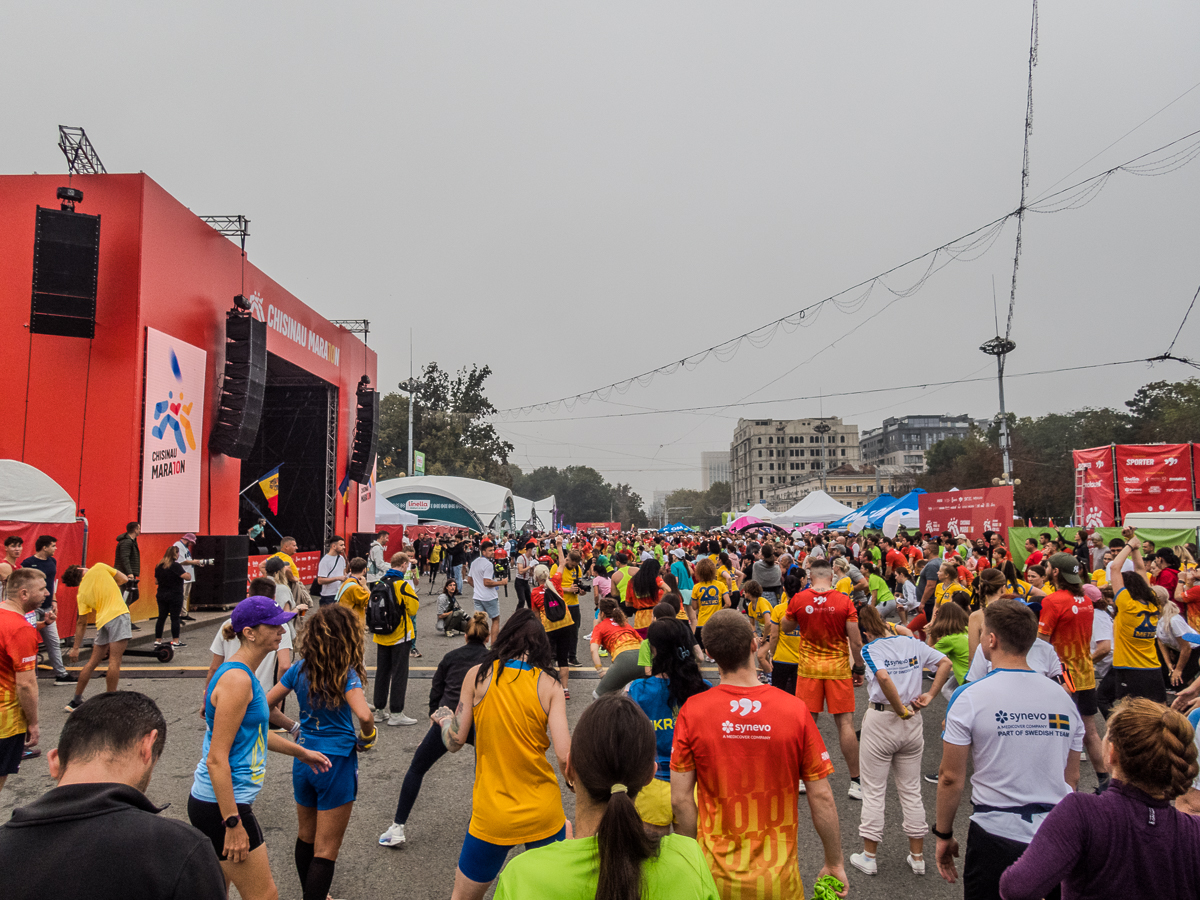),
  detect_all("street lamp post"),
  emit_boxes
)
[399,378,420,476]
